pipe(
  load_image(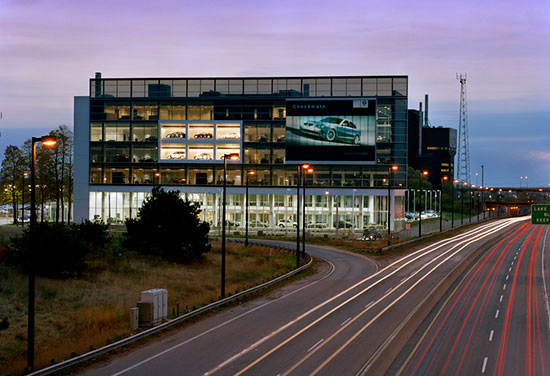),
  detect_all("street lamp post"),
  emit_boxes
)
[352,188,357,231]
[452,179,458,228]
[296,163,310,267]
[461,182,466,225]
[481,165,485,219]
[387,165,398,246]
[470,184,474,223]
[419,170,428,237]
[154,172,160,188]
[245,170,255,247]
[27,135,57,372]
[440,176,448,232]
[302,166,313,259]
[221,153,239,299]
